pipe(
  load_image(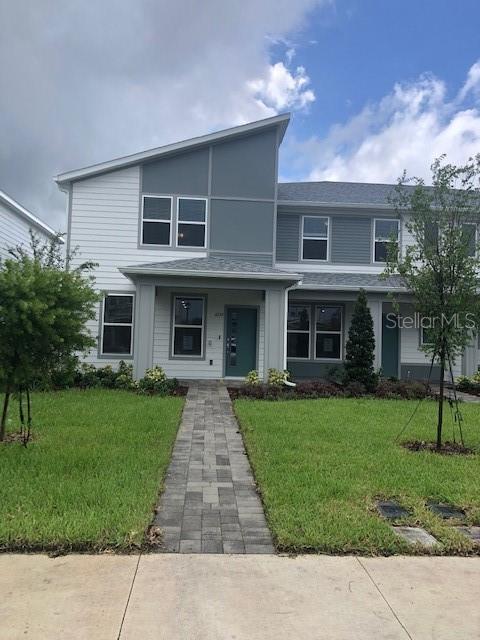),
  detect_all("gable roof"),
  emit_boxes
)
[0,189,62,241]
[55,113,291,187]
[278,181,404,207]
[119,256,302,282]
